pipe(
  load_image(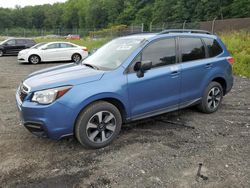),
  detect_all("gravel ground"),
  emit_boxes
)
[0,56,249,188]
